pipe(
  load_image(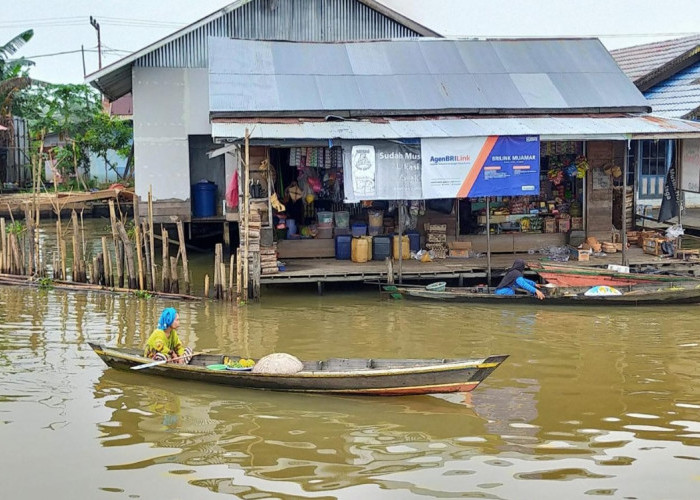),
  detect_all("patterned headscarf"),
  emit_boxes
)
[158,308,178,330]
